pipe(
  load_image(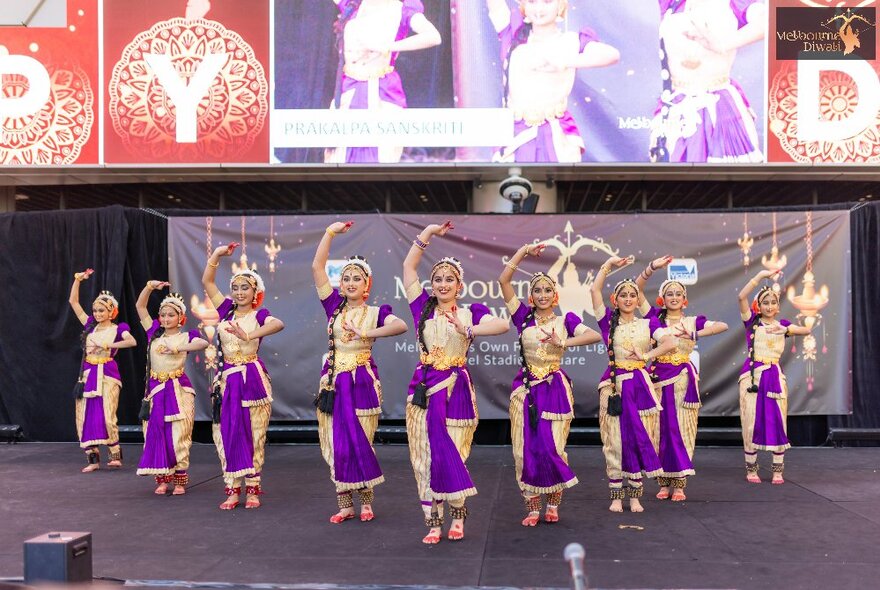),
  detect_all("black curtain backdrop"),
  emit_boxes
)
[0,202,877,445]
[0,206,167,441]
